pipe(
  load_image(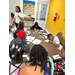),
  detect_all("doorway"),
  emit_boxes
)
[40,4,47,20]
[37,2,49,20]
[36,2,49,28]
